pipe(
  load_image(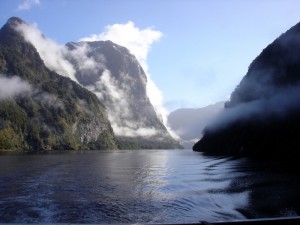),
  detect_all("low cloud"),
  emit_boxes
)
[17,0,40,11]
[89,69,159,137]
[0,75,32,99]
[15,22,78,82]
[208,85,300,132]
[33,91,65,110]
[112,126,158,138]
[15,22,106,86]
[0,75,65,110]
[65,42,105,75]
[79,21,162,71]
